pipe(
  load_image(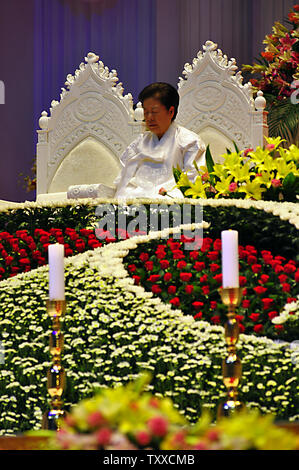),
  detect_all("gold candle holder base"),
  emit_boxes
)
[42,299,66,431]
[217,287,245,419]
